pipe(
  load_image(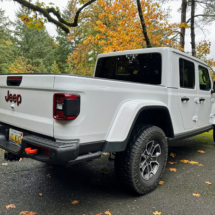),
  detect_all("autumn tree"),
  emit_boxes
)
[67,0,181,76]
[196,40,215,80]
[9,55,37,73]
